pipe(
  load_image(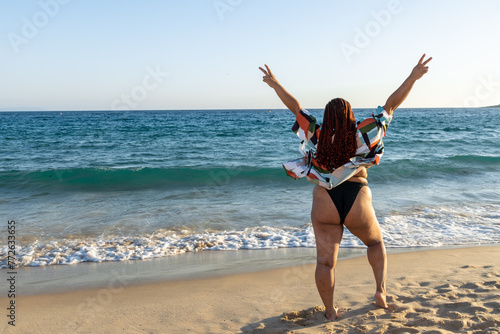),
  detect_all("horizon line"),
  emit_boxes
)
[1,105,499,112]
